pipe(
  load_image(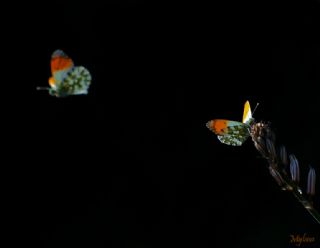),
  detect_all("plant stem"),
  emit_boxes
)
[270,164,320,225]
